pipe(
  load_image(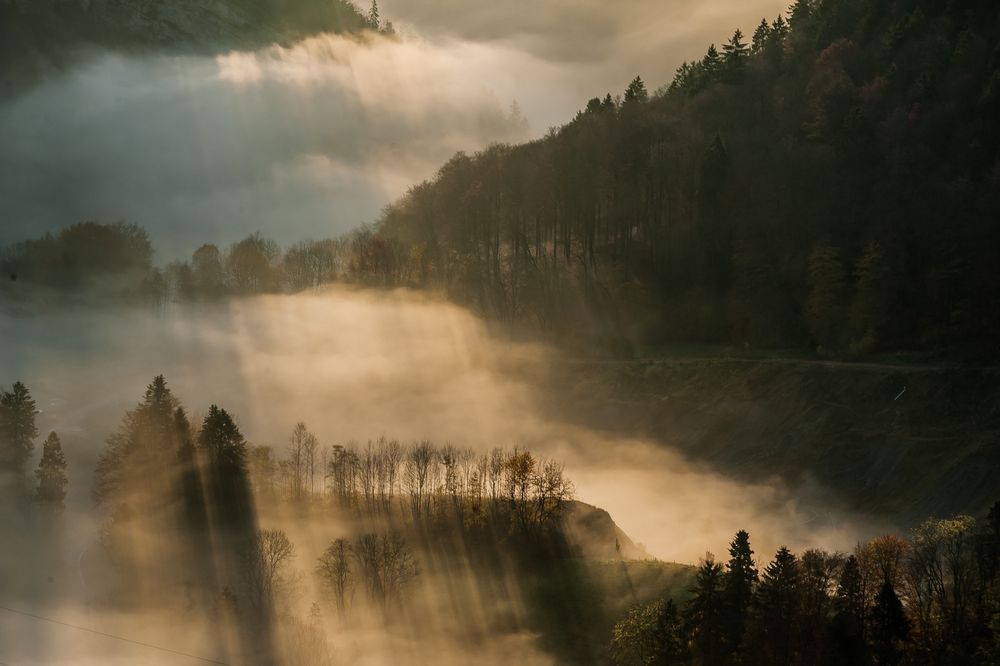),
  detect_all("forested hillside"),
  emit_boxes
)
[5,0,998,358]
[356,0,1000,357]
